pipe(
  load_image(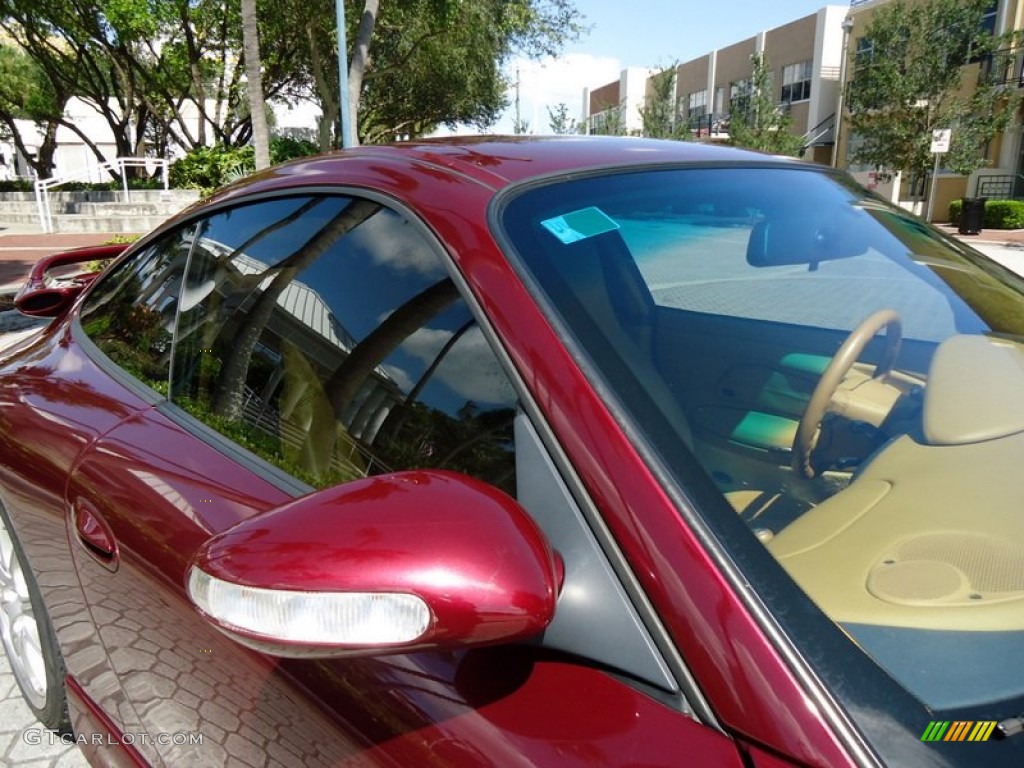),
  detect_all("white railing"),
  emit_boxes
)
[34,157,169,233]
